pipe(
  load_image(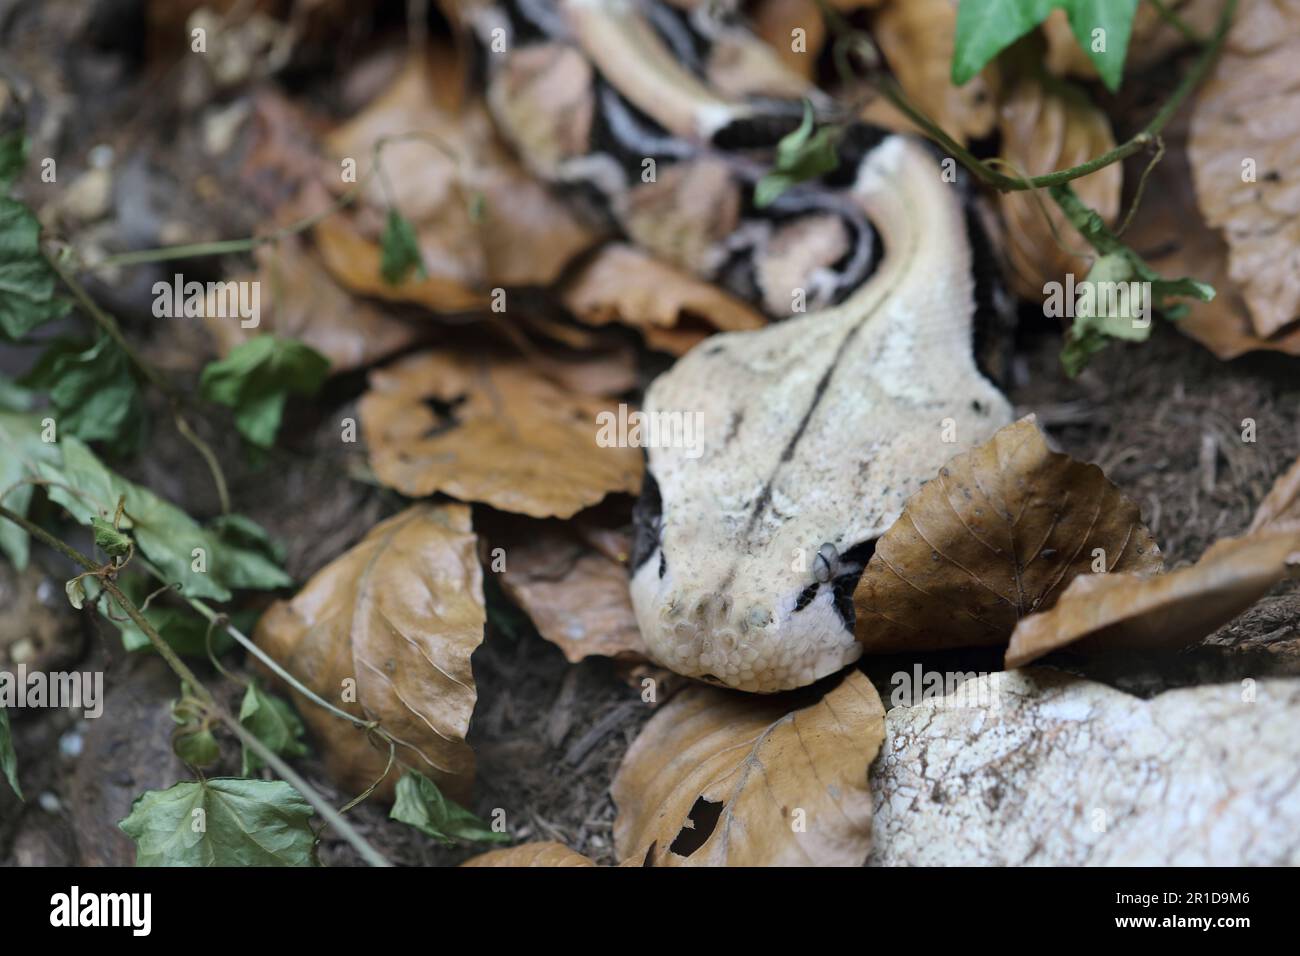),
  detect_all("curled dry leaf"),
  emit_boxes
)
[1124,114,1300,359]
[561,243,766,356]
[1189,0,1300,338]
[1249,456,1300,532]
[1005,525,1300,668]
[205,230,418,374]
[318,56,598,312]
[998,77,1122,298]
[870,670,1300,865]
[253,504,484,803]
[612,671,884,866]
[855,417,1162,654]
[873,0,1000,145]
[497,523,649,663]
[359,350,642,518]
[459,842,596,867]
